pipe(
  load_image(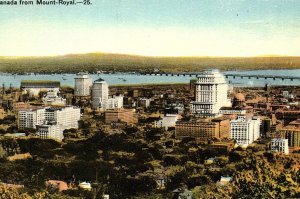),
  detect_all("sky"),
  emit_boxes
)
[0,0,300,57]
